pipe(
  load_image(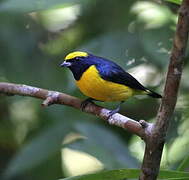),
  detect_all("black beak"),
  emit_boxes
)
[60,61,72,67]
